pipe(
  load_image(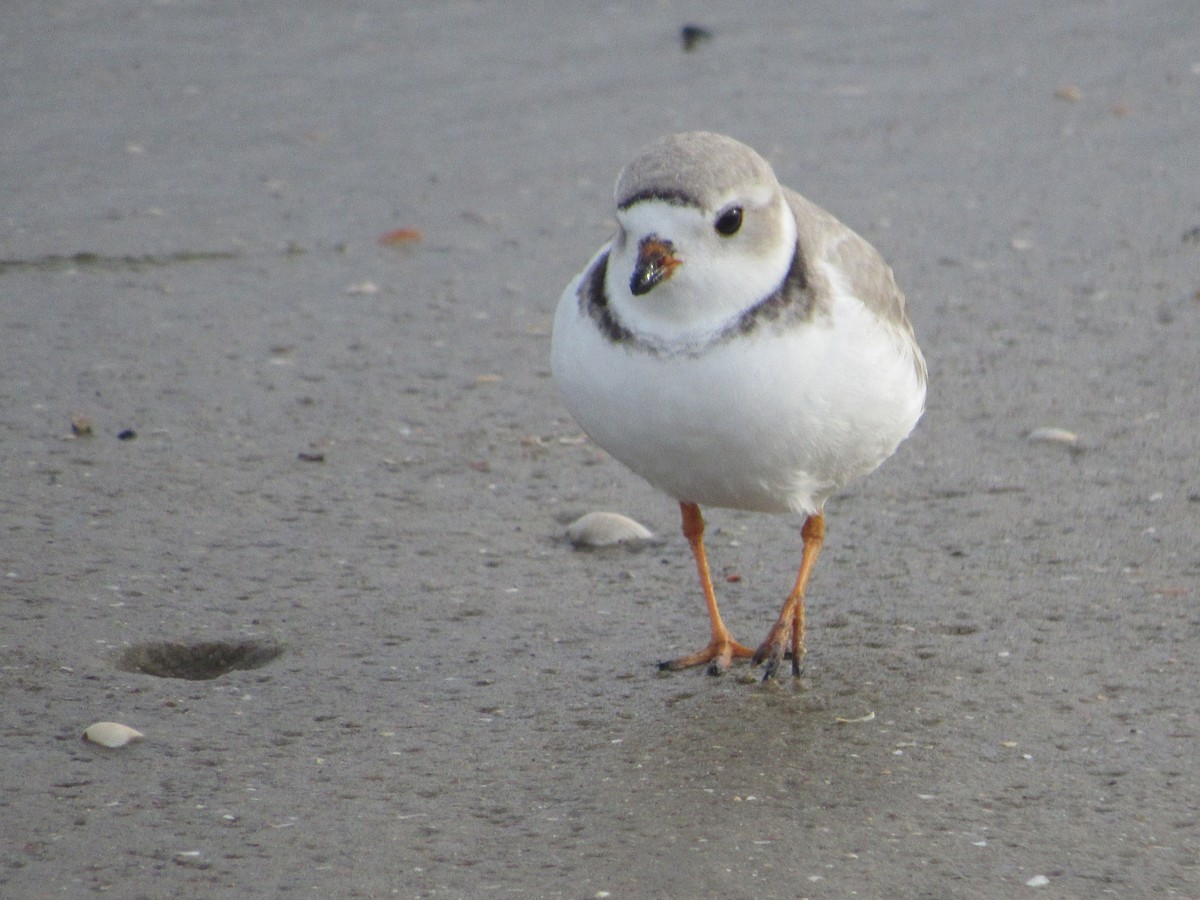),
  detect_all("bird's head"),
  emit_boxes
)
[606,132,797,341]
